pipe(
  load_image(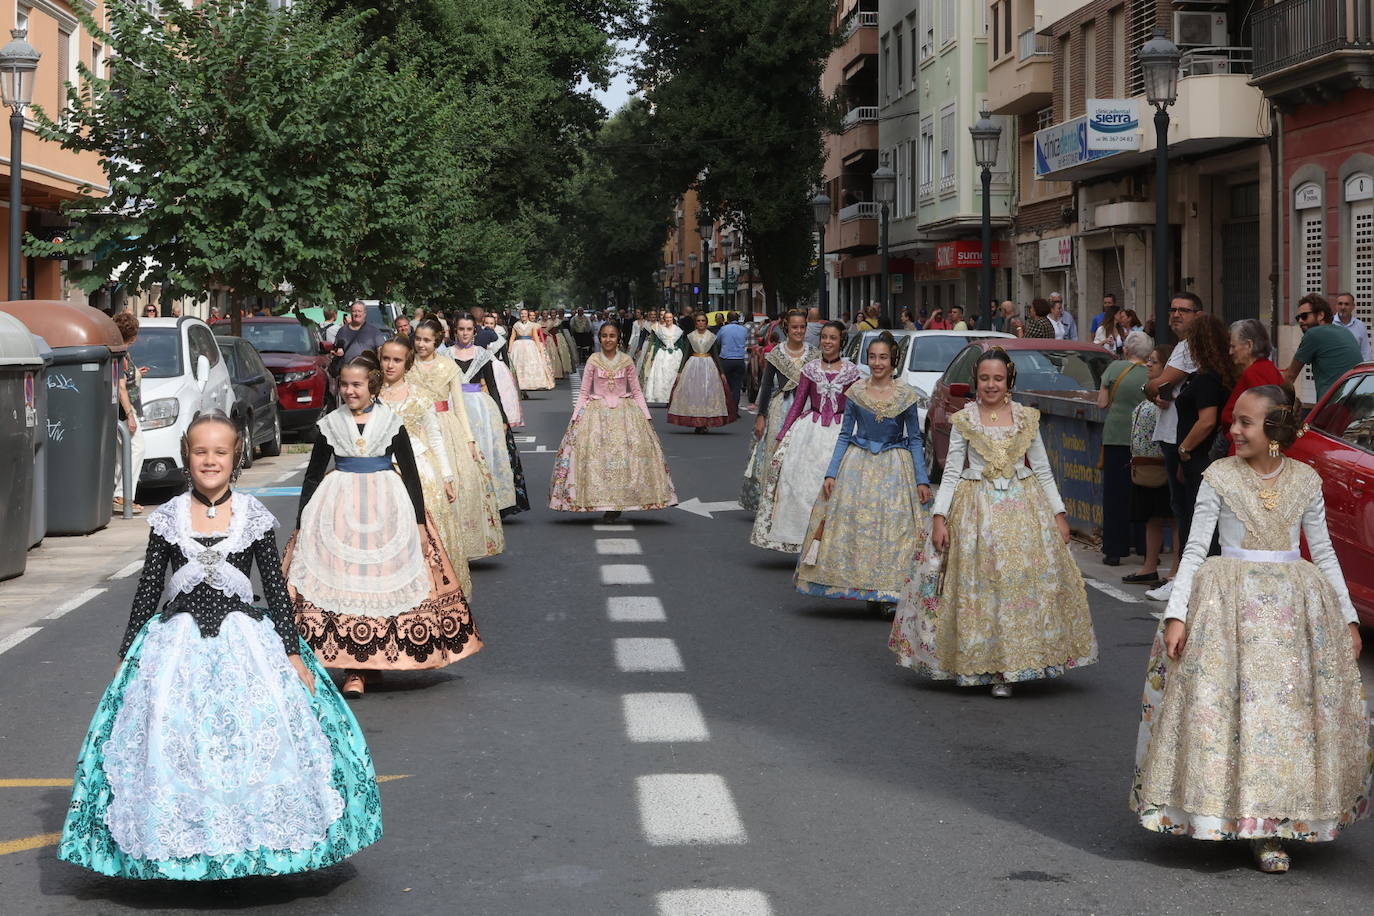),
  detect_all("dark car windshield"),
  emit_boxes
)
[217,322,314,354]
[1011,348,1113,392]
[908,336,976,373]
[128,327,183,379]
